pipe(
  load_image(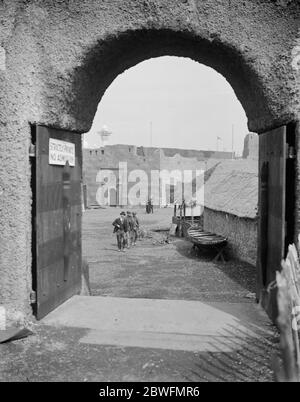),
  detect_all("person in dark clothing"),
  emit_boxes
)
[112,211,128,252]
[126,211,134,248]
[146,198,153,214]
[132,212,140,245]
